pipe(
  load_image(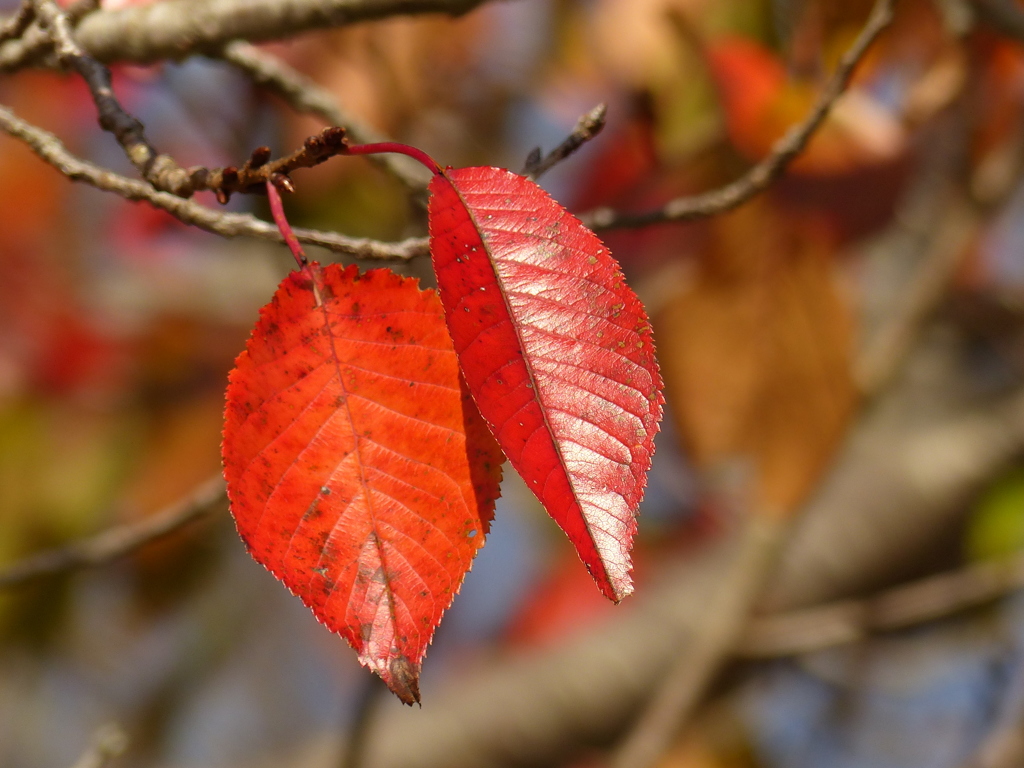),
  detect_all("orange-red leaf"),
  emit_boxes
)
[428,167,663,602]
[221,264,502,704]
